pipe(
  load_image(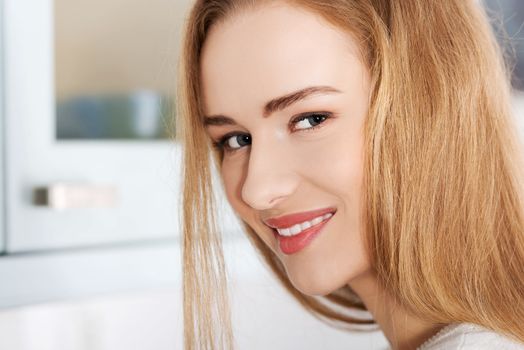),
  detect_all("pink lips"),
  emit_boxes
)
[264,207,336,229]
[264,207,336,255]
